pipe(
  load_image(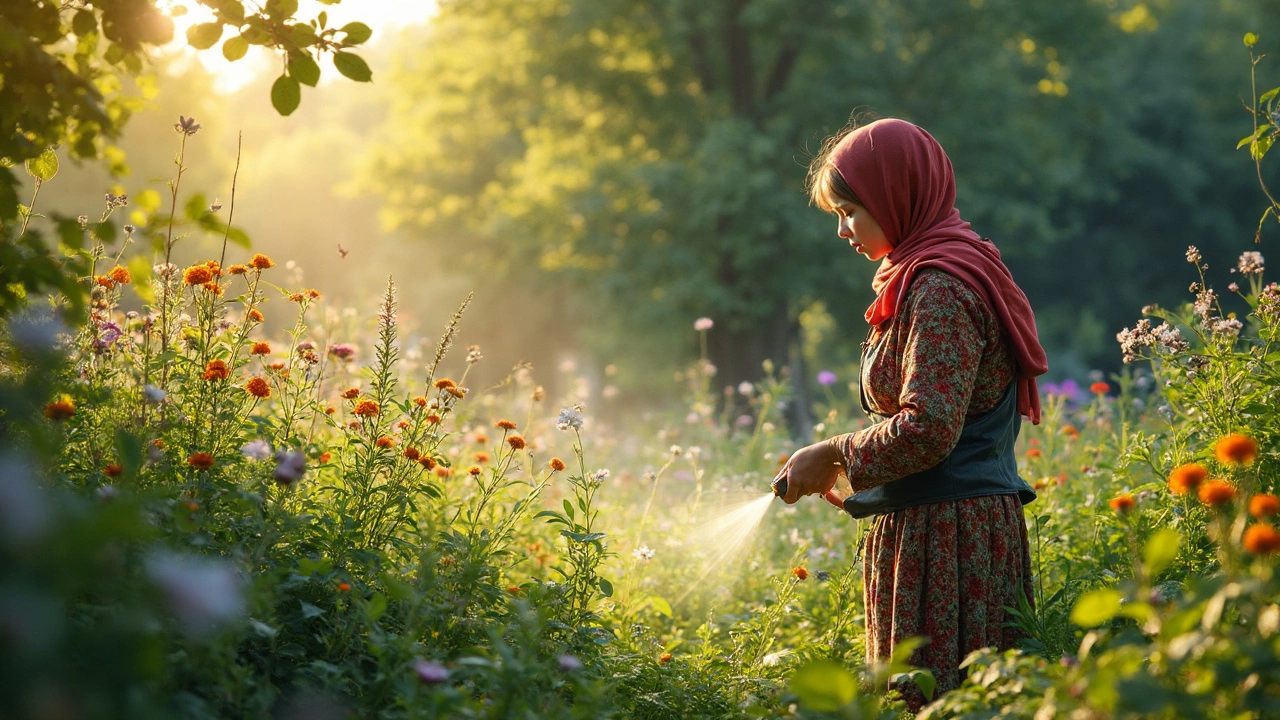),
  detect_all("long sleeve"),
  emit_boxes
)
[833,270,1014,492]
